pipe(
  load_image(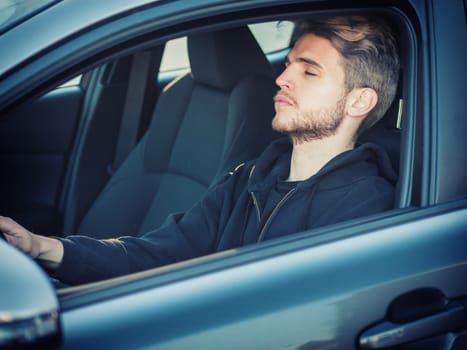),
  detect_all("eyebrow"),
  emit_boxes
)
[286,55,324,70]
[298,57,324,70]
